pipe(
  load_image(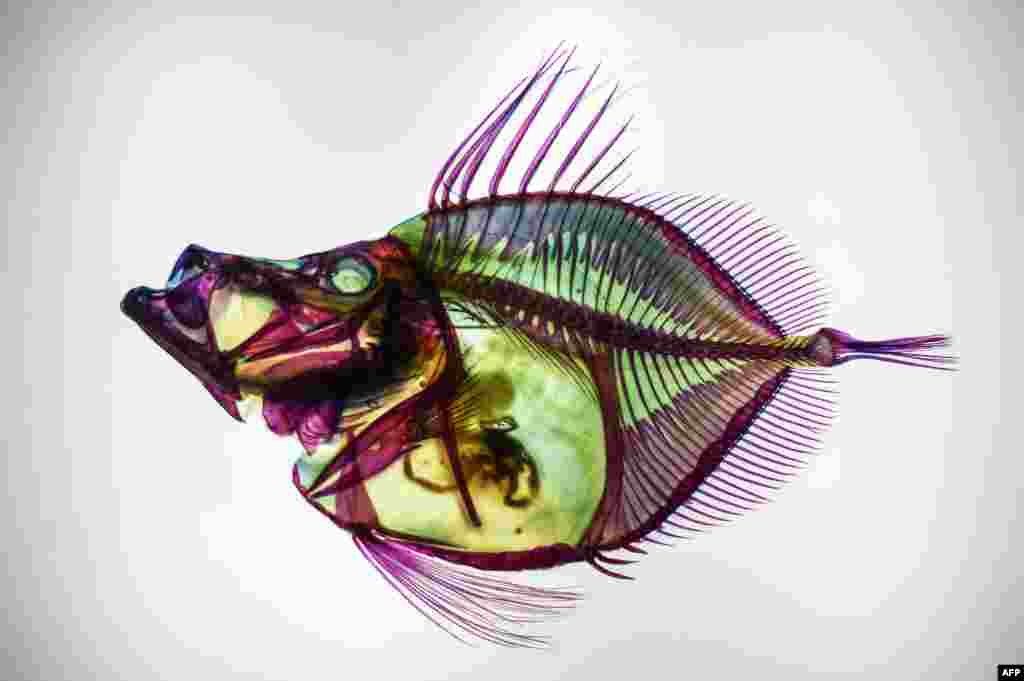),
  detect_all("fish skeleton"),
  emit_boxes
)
[120,47,955,647]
